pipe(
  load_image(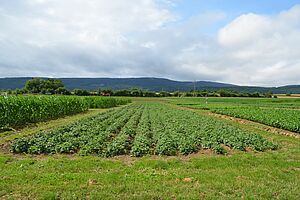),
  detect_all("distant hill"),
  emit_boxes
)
[0,77,300,94]
[0,77,235,91]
